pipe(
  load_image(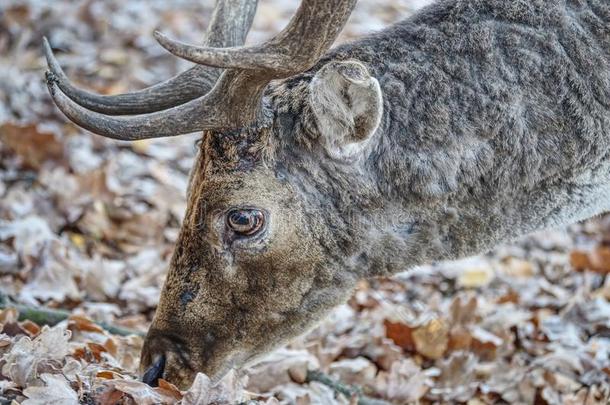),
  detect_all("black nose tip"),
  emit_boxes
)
[142,354,166,387]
